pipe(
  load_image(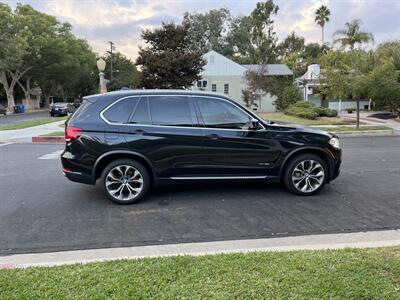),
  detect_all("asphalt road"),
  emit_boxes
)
[0,111,50,126]
[0,136,399,255]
